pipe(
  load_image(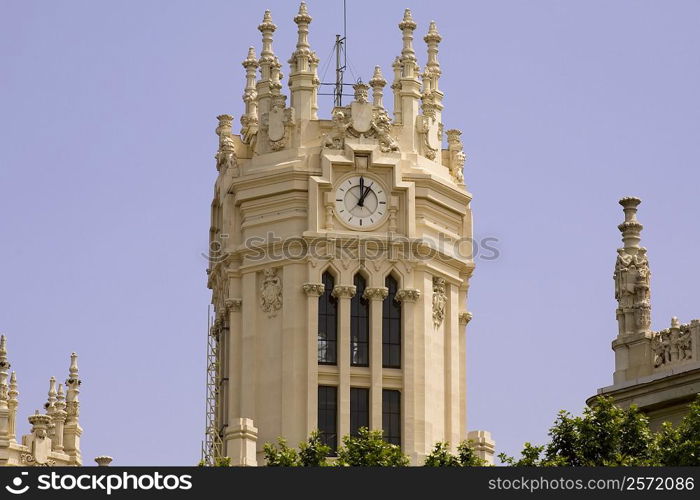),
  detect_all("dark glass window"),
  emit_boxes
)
[350,274,370,366]
[382,275,401,368]
[382,389,401,446]
[318,272,337,364]
[318,386,338,451]
[350,387,370,437]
